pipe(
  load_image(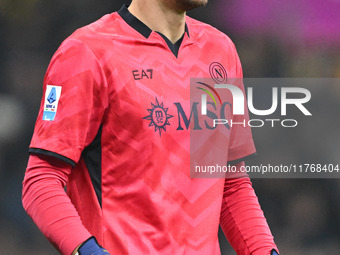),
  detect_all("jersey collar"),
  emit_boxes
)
[117,4,190,39]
